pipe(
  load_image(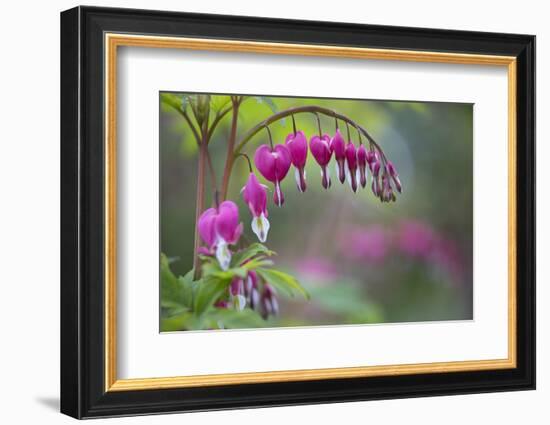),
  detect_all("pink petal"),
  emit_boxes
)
[273,144,292,180]
[215,201,241,244]
[329,129,345,159]
[285,130,308,167]
[254,144,277,182]
[197,207,217,247]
